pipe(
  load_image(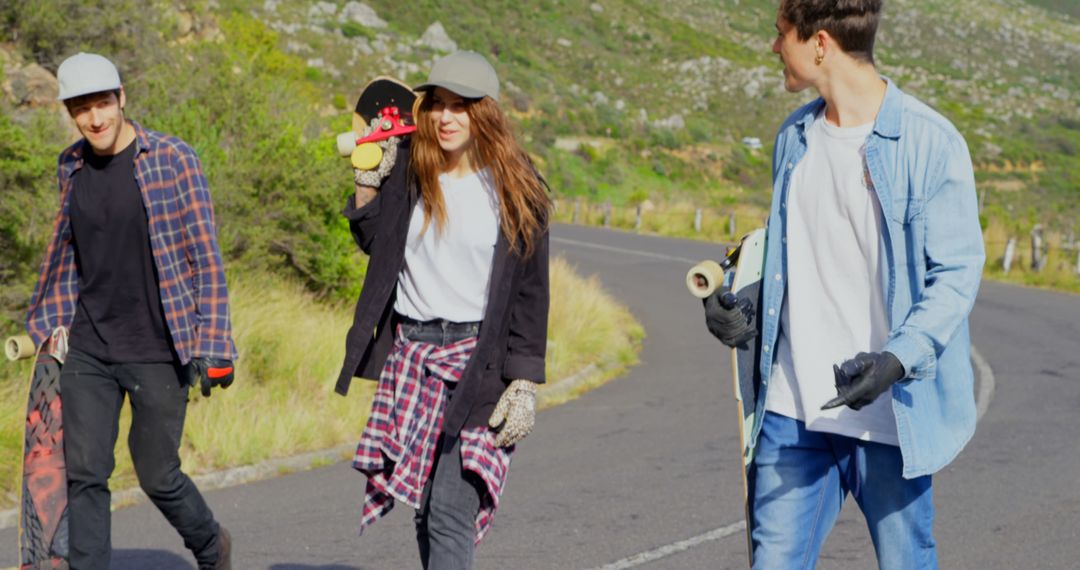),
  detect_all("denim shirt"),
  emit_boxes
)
[755,79,985,478]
